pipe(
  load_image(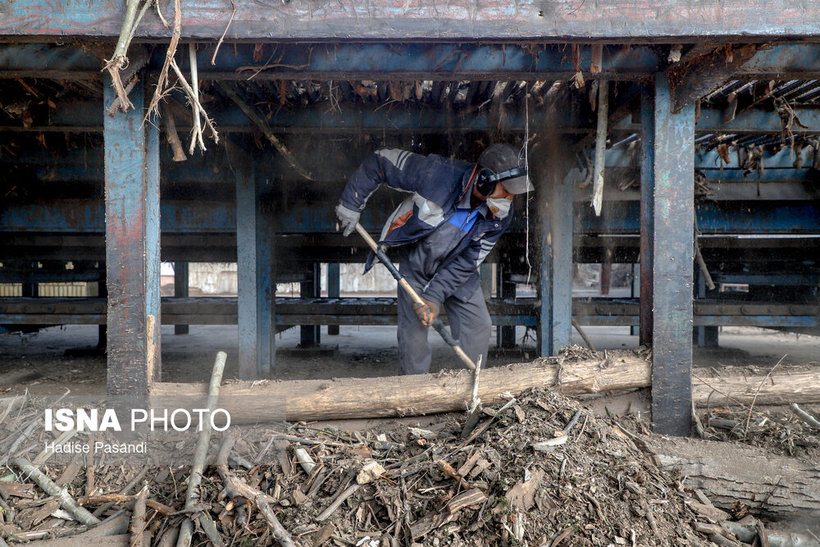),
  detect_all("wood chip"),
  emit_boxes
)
[445,488,487,514]
[505,469,544,511]
[0,482,36,499]
[356,460,386,485]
